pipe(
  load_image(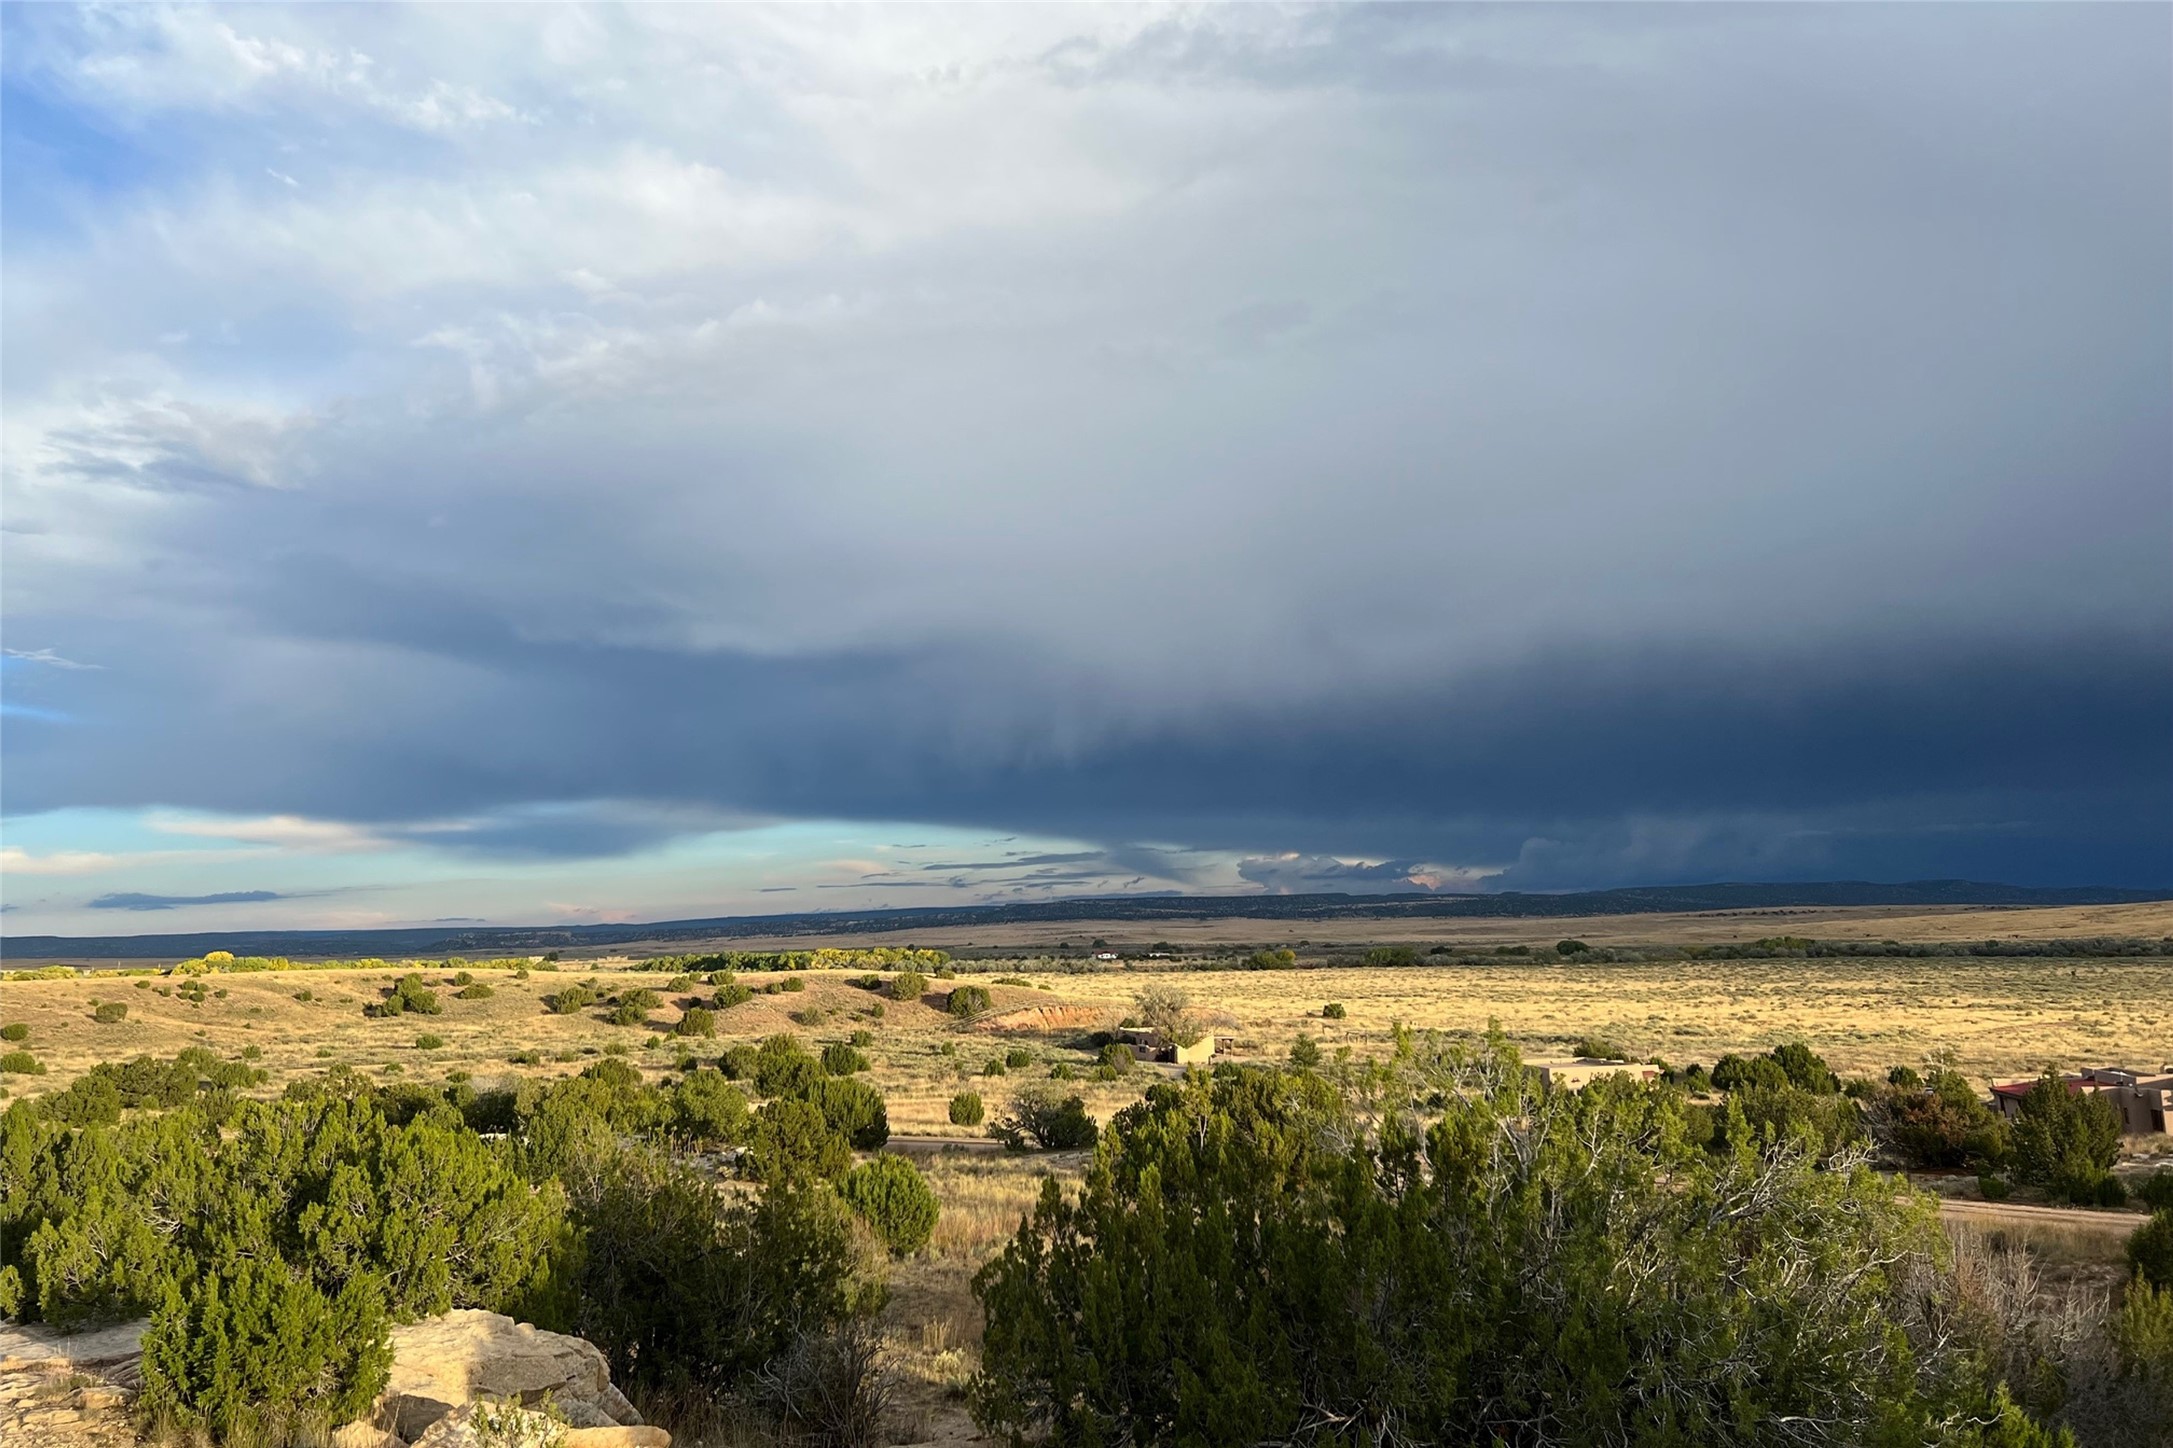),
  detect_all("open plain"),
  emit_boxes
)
[4,902,2169,1446]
